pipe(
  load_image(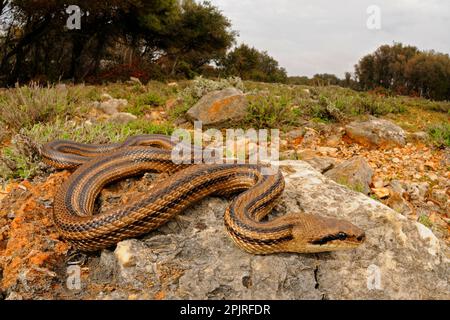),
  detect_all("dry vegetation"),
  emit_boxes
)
[0,78,449,181]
